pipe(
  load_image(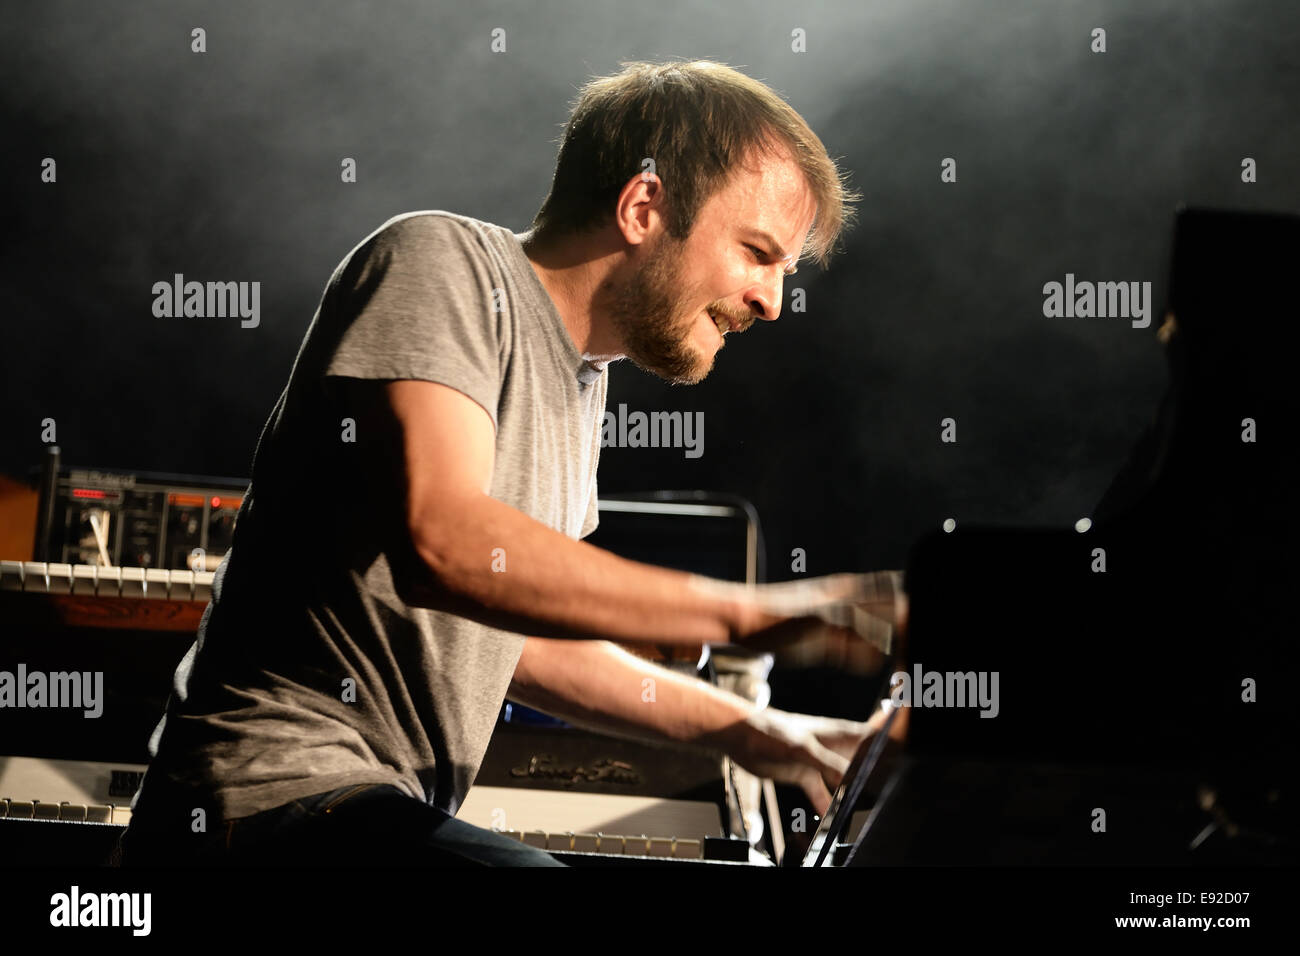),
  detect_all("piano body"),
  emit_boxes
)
[848,208,1300,865]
